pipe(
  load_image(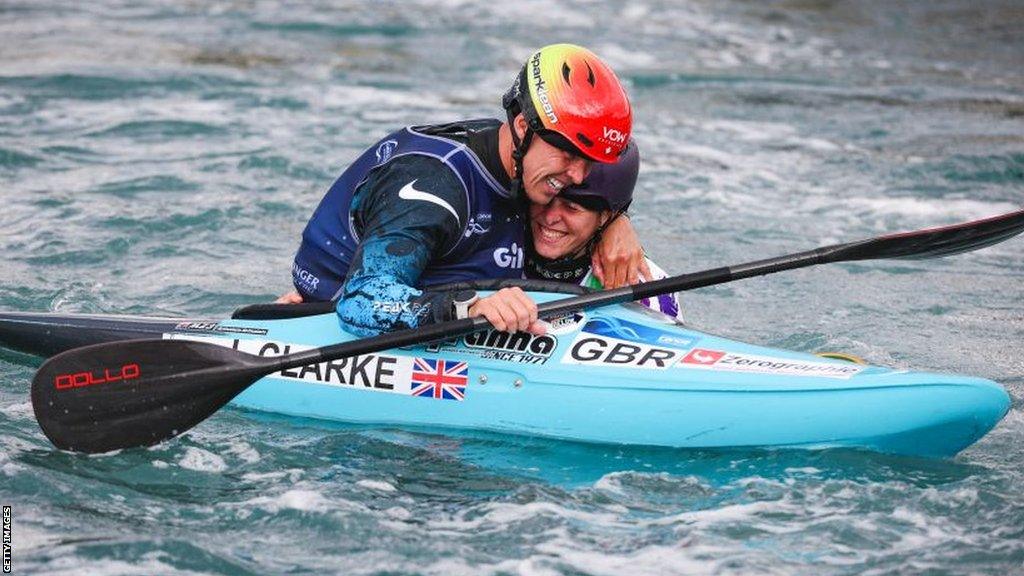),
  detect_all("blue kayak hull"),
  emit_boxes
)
[0,296,1011,457]
[233,359,1007,458]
